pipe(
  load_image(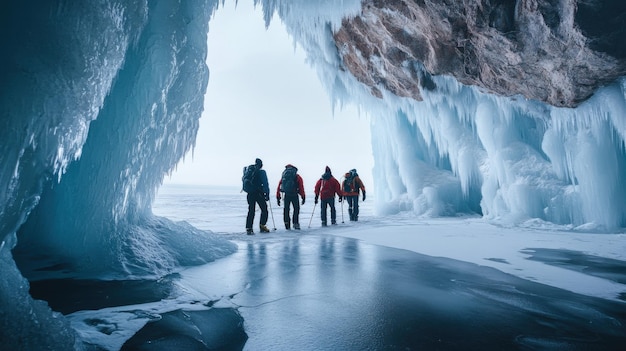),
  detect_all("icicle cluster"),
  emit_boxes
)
[263,0,626,231]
